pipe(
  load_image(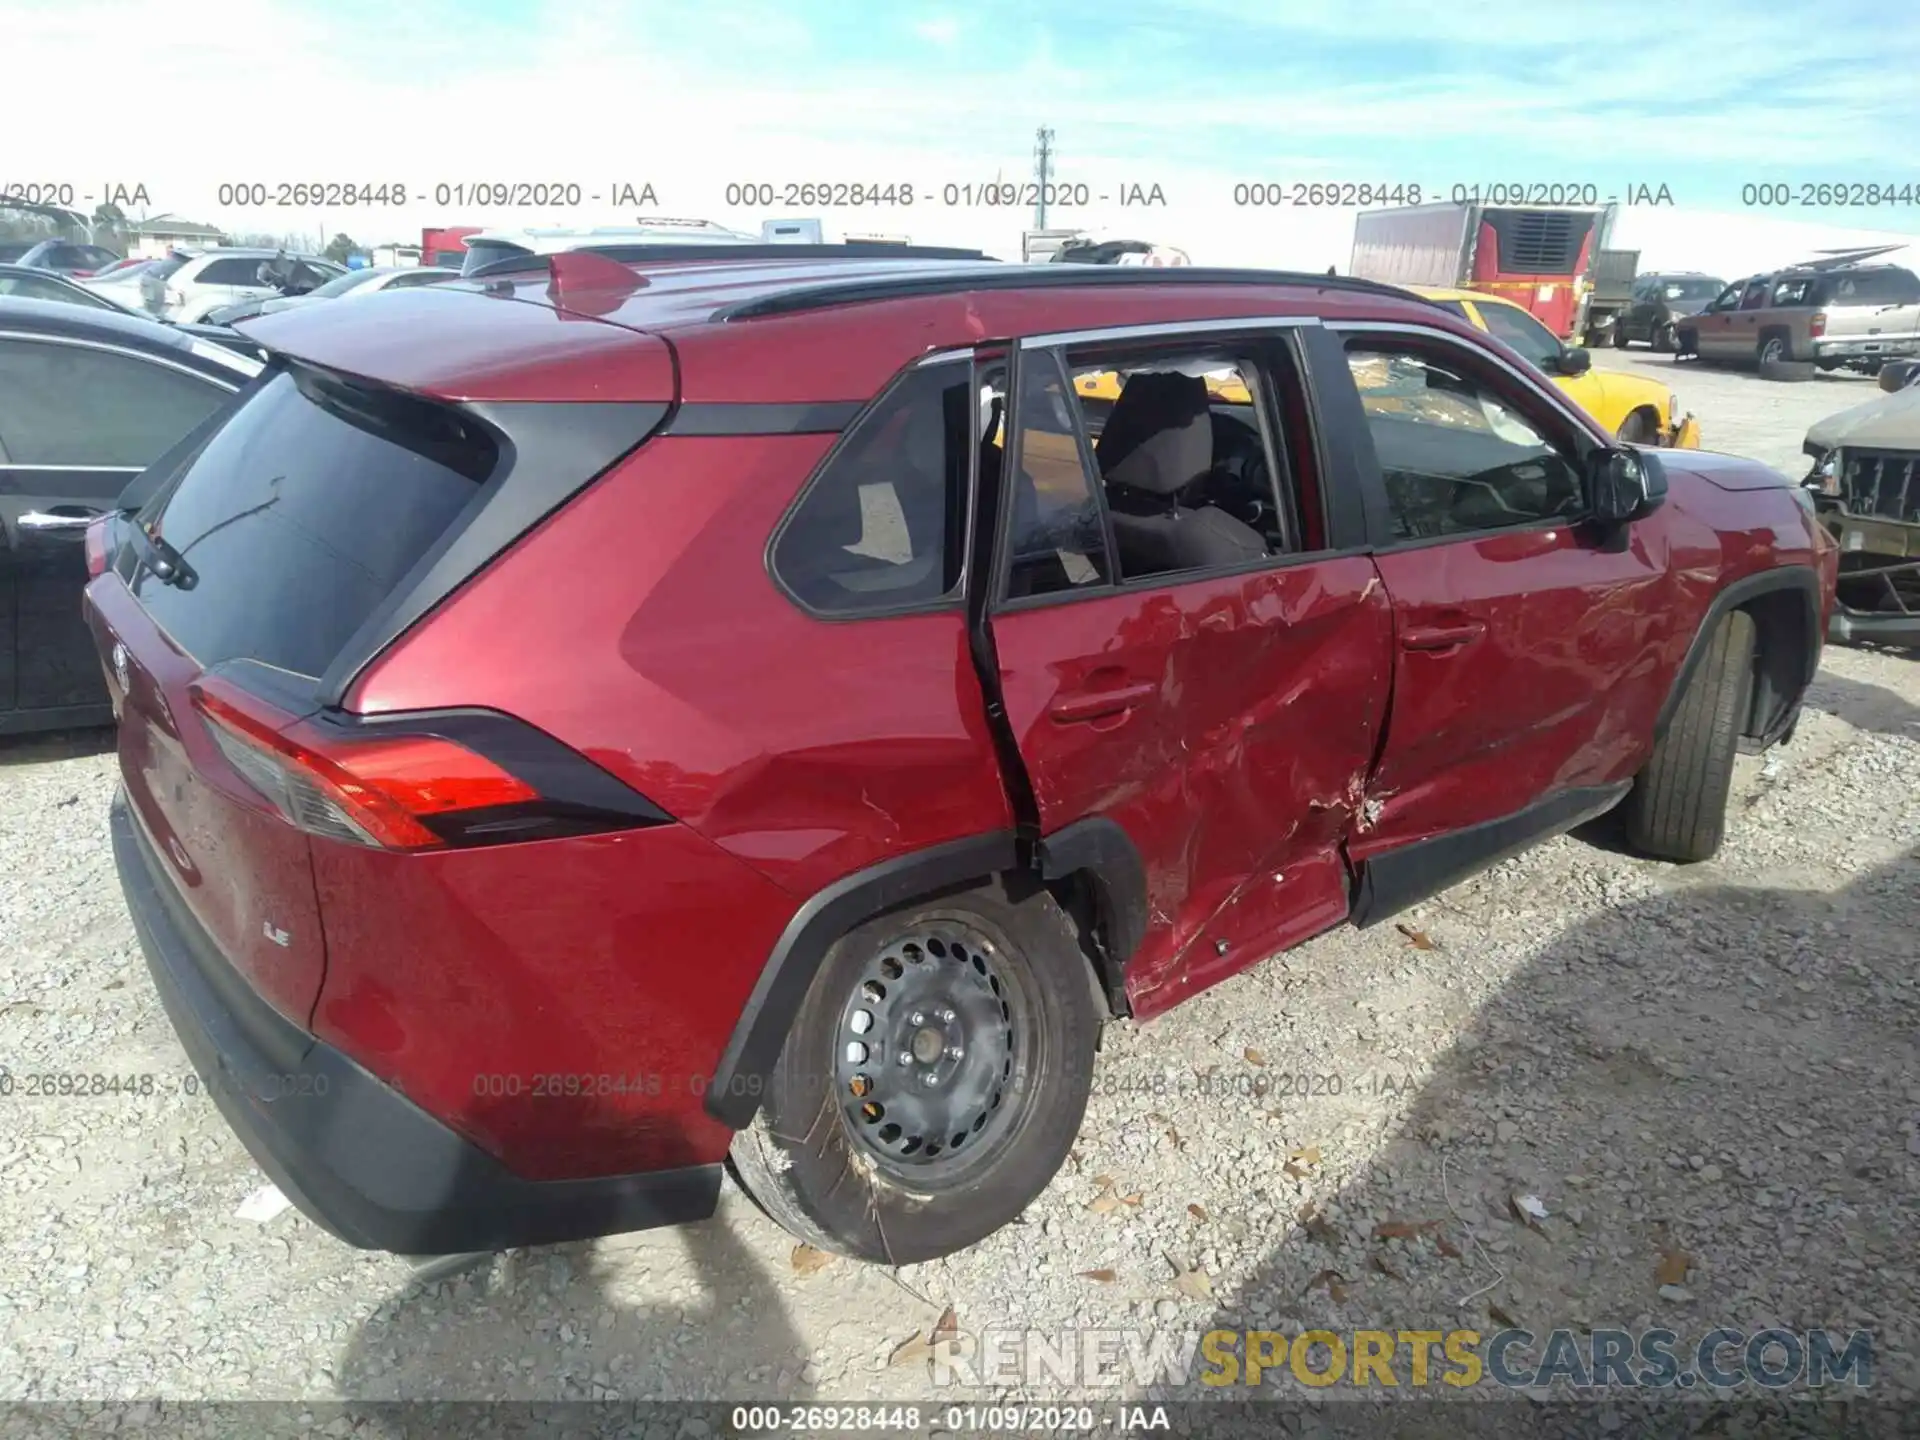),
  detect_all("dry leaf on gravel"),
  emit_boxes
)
[1244,1048,1267,1066]
[1167,1255,1215,1301]
[1283,1145,1322,1180]
[888,1331,933,1367]
[1146,1112,1186,1151]
[1372,1220,1423,1241]
[1488,1302,1519,1328]
[1299,1203,1342,1247]
[1189,1203,1209,1222]
[1433,1231,1463,1259]
[1656,1249,1692,1287]
[790,1244,834,1276]
[1088,1179,1143,1215]
[1078,1269,1117,1284]
[1394,922,1437,950]
[1305,1269,1349,1302]
[888,1306,958,1368]
[1369,1254,1404,1281]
